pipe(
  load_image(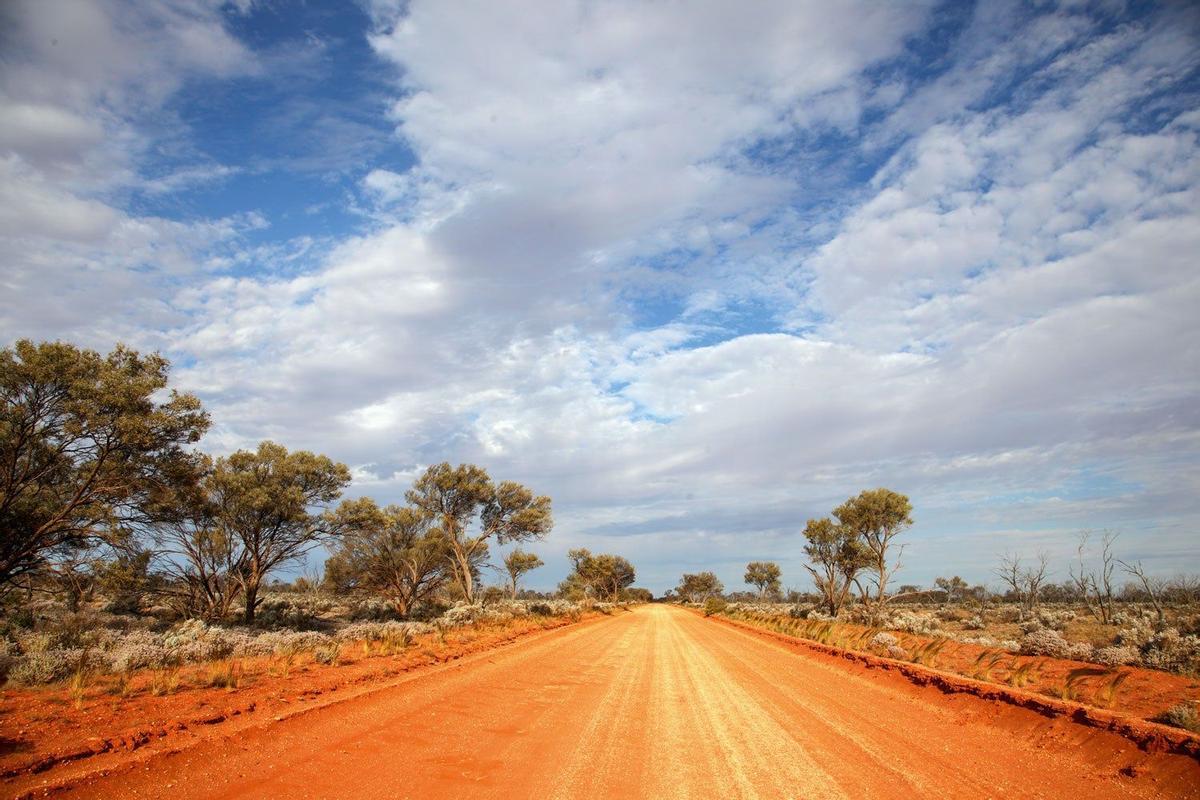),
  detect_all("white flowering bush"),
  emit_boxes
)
[1035,609,1076,630]
[1,593,596,687]
[962,615,986,630]
[348,598,396,621]
[886,611,943,636]
[1093,644,1139,667]
[252,594,339,629]
[106,630,171,672]
[957,635,1020,652]
[335,620,430,642]
[1020,628,1072,658]
[869,632,899,652]
[9,648,85,686]
[1139,629,1200,674]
